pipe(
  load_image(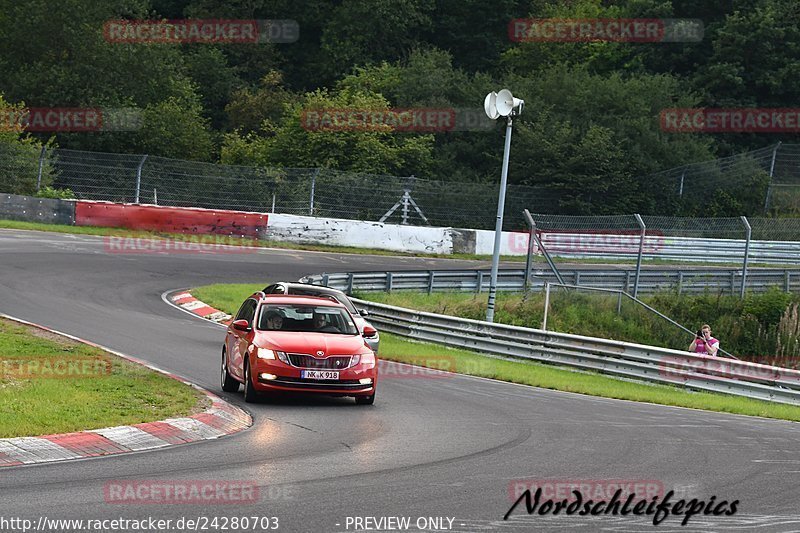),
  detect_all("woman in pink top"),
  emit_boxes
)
[689,324,719,356]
